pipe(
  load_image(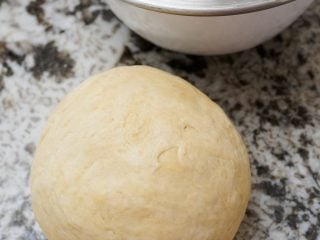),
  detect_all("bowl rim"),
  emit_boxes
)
[118,0,295,16]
